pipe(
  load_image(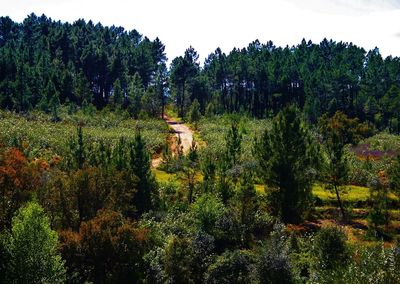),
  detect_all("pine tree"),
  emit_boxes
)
[225,120,242,169]
[236,172,257,246]
[130,131,156,214]
[183,140,198,204]
[50,92,61,122]
[13,63,32,112]
[205,102,215,117]
[201,153,216,193]
[155,63,168,119]
[368,172,391,233]
[141,86,161,117]
[320,118,349,220]
[255,106,319,223]
[68,126,85,169]
[5,202,66,283]
[161,137,172,166]
[127,73,144,119]
[188,99,201,128]
[74,70,92,106]
[112,78,123,108]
